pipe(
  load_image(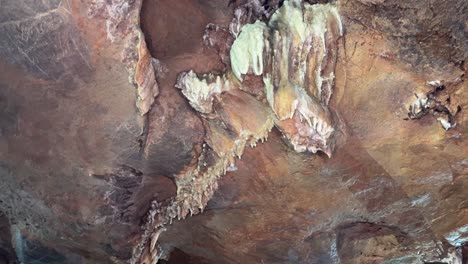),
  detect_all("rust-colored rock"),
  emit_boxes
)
[0,0,466,264]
